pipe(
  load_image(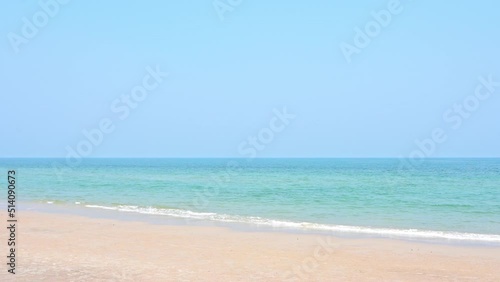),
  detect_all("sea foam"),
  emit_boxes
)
[84,204,500,243]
